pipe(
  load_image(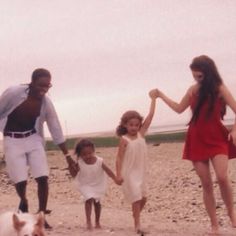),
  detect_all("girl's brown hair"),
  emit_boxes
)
[74,139,95,157]
[116,110,143,136]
